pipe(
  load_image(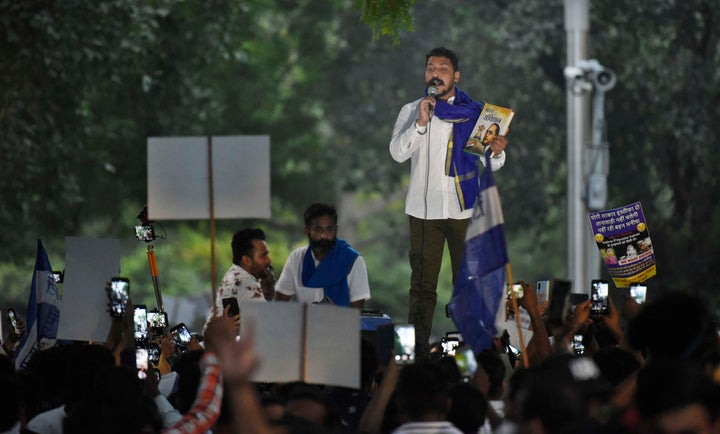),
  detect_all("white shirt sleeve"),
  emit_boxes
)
[275,248,302,298]
[155,394,184,427]
[348,255,371,302]
[389,99,425,163]
[479,146,506,171]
